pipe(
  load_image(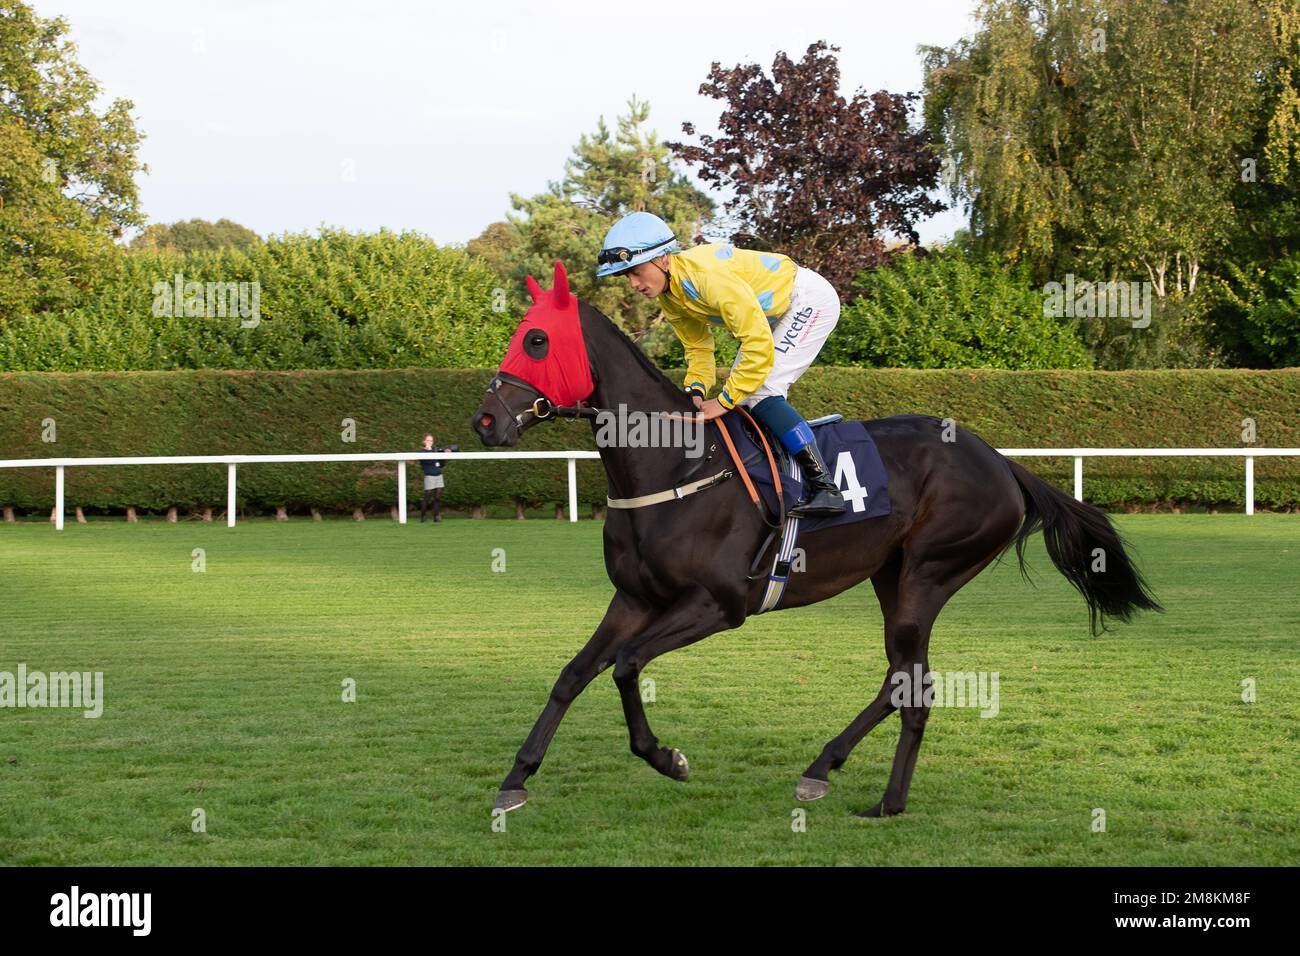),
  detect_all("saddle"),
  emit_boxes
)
[671,411,843,600]
[742,412,843,483]
[673,411,842,518]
